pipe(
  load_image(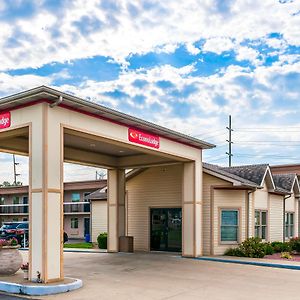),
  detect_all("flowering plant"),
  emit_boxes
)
[21,262,29,271]
[0,237,19,248]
